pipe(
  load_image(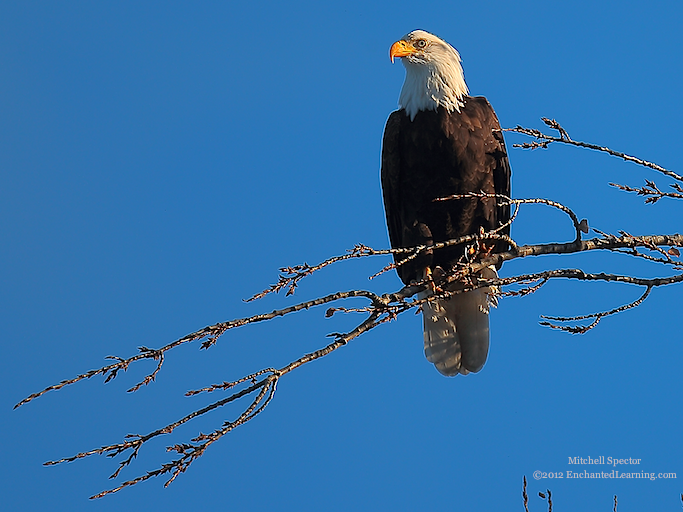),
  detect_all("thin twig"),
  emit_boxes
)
[505,118,683,182]
[610,181,683,203]
[436,192,586,243]
[15,290,384,408]
[540,286,652,334]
